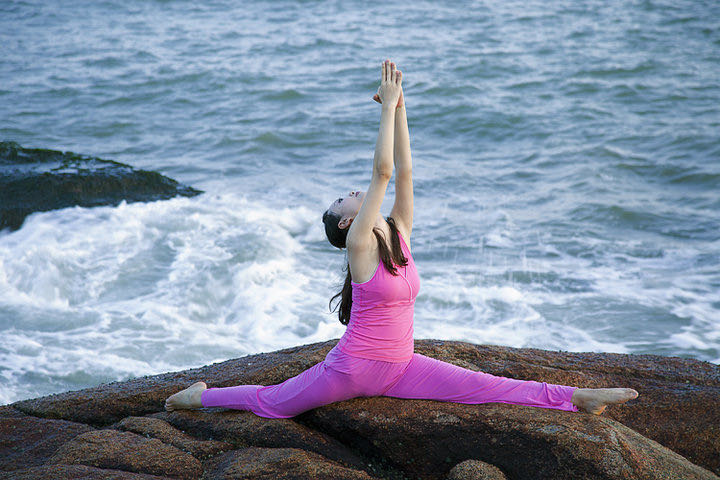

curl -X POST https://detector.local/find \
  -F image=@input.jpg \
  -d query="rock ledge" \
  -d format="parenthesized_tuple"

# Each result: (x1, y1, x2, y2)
(2, 339, 718, 480)
(0, 141, 202, 231)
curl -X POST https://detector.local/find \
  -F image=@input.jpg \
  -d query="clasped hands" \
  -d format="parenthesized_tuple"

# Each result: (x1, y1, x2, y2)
(372, 59, 404, 109)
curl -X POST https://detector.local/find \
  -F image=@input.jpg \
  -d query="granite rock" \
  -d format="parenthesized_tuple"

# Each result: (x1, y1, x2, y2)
(0, 415, 95, 471)
(47, 429, 203, 479)
(3, 339, 719, 480)
(0, 464, 173, 479)
(203, 447, 380, 479)
(111, 416, 232, 460)
(446, 459, 508, 480)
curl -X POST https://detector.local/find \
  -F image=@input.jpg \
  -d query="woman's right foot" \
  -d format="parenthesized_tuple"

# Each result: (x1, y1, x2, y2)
(165, 381, 207, 412)
(571, 388, 639, 415)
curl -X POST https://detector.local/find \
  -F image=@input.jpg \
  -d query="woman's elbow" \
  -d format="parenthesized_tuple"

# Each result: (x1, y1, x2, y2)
(374, 167, 393, 181)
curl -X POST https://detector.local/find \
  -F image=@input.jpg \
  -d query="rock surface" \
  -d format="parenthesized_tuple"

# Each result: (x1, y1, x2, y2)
(446, 460, 508, 480)
(0, 464, 174, 480)
(0, 415, 95, 471)
(203, 447, 378, 479)
(146, 409, 368, 470)
(298, 393, 715, 479)
(0, 140, 202, 231)
(47, 429, 203, 479)
(112, 416, 232, 460)
(2, 339, 719, 479)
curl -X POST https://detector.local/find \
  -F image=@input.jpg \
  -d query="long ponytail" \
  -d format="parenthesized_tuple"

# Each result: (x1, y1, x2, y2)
(329, 217, 407, 325)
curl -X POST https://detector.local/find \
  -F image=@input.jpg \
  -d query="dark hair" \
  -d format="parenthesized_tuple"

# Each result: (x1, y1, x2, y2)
(323, 214, 407, 325)
(322, 210, 347, 249)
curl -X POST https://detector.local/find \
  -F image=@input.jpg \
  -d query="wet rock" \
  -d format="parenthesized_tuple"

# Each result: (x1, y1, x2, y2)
(0, 416, 94, 471)
(112, 416, 232, 460)
(446, 459, 508, 480)
(0, 464, 173, 479)
(47, 429, 203, 479)
(0, 140, 202, 231)
(148, 408, 367, 470)
(203, 446, 379, 480)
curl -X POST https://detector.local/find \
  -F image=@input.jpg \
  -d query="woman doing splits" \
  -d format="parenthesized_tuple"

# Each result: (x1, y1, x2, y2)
(165, 60, 639, 417)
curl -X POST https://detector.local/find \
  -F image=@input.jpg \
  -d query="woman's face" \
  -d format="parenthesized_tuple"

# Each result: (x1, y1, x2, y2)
(328, 190, 365, 223)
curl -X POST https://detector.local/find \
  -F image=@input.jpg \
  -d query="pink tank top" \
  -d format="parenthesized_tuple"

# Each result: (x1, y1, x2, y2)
(335, 230, 420, 362)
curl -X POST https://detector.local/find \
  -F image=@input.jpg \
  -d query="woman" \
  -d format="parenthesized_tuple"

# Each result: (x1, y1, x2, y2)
(165, 60, 639, 417)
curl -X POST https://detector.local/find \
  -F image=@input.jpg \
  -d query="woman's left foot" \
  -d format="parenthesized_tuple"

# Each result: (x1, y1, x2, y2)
(165, 381, 207, 411)
(571, 387, 638, 415)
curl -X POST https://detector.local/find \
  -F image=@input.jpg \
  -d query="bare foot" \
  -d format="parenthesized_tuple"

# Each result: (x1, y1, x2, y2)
(165, 381, 207, 412)
(571, 387, 639, 415)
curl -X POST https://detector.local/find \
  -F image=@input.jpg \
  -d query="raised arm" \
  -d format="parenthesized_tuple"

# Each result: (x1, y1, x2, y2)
(389, 101, 413, 241)
(346, 60, 402, 250)
(373, 69, 413, 242)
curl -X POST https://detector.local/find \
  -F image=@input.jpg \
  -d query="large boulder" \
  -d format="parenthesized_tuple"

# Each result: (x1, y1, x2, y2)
(446, 460, 508, 480)
(203, 447, 379, 480)
(0, 140, 202, 231)
(47, 429, 203, 479)
(298, 394, 715, 479)
(146, 409, 368, 470)
(0, 464, 174, 480)
(112, 416, 232, 460)
(3, 339, 719, 479)
(0, 416, 94, 471)
(409, 340, 720, 475)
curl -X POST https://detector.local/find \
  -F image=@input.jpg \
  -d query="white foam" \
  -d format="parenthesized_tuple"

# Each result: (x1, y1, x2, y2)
(413, 269, 632, 355)
(0, 193, 345, 403)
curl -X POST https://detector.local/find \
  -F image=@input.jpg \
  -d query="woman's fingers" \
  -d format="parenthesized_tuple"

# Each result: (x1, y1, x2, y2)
(378, 59, 402, 103)
(381, 59, 402, 83)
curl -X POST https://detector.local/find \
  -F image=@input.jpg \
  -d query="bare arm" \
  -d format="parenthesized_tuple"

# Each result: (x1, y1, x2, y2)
(346, 106, 394, 249)
(347, 60, 402, 250)
(389, 102, 413, 241)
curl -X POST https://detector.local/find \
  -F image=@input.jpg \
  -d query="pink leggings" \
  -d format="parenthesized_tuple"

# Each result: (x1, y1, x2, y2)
(201, 346, 579, 418)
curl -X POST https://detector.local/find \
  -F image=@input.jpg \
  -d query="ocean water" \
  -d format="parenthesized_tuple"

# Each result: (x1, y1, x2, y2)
(1, 0, 718, 405)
